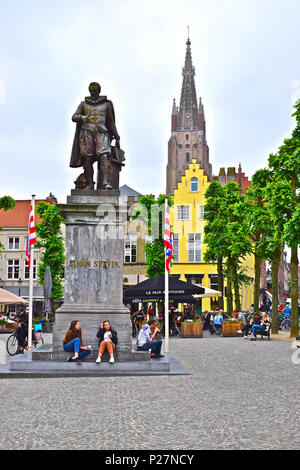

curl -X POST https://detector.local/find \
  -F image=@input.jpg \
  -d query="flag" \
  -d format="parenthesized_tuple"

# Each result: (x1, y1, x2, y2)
(163, 201, 173, 272)
(26, 203, 36, 269)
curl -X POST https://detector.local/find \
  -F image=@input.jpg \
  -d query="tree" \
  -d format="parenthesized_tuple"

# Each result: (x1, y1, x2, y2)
(131, 194, 173, 278)
(204, 181, 251, 314)
(35, 202, 65, 300)
(245, 169, 273, 312)
(204, 181, 227, 309)
(0, 196, 16, 253)
(268, 101, 300, 337)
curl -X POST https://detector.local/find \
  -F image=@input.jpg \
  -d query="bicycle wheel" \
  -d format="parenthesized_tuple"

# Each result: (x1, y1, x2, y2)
(6, 334, 19, 356)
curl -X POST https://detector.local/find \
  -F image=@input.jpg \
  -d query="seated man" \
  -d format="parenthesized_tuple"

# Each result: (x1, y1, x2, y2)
(137, 319, 164, 358)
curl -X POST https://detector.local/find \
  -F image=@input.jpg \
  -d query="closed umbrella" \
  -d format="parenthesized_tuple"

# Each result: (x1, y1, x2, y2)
(43, 266, 52, 320)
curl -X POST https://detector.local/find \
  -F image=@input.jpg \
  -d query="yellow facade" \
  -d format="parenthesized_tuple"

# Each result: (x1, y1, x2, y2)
(169, 159, 254, 312)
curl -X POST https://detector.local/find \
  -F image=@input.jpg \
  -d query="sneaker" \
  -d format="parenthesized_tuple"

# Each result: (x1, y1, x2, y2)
(250, 338, 257, 341)
(67, 356, 73, 362)
(237, 330, 243, 334)
(109, 356, 115, 363)
(96, 356, 101, 363)
(244, 336, 248, 339)
(87, 345, 92, 351)
(73, 357, 82, 363)
(152, 354, 165, 359)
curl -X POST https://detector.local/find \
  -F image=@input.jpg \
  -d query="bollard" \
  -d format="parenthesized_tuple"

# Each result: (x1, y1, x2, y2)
(0, 339, 6, 364)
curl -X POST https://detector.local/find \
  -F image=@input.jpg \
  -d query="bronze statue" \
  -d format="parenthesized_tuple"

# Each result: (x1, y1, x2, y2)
(70, 82, 122, 190)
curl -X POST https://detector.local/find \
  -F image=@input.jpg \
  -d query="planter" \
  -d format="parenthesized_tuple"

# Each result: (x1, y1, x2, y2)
(0, 324, 13, 333)
(181, 322, 203, 338)
(222, 321, 243, 337)
(42, 323, 54, 333)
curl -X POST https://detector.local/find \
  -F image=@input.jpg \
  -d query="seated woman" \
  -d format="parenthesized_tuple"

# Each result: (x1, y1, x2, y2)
(250, 313, 271, 341)
(96, 320, 118, 363)
(63, 320, 91, 362)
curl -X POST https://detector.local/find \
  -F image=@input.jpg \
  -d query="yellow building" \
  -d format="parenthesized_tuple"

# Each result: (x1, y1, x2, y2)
(169, 159, 255, 312)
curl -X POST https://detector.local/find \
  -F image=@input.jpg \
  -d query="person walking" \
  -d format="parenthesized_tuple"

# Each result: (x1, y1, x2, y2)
(14, 307, 29, 354)
(96, 320, 118, 363)
(63, 320, 91, 362)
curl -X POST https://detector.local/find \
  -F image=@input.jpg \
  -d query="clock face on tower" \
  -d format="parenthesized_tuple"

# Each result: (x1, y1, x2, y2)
(185, 113, 190, 118)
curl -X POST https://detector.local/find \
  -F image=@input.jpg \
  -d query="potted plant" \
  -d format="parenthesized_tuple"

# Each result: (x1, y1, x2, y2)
(222, 318, 243, 337)
(181, 318, 203, 338)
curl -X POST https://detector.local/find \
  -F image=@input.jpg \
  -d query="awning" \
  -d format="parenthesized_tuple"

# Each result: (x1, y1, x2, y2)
(193, 287, 222, 299)
(0, 288, 29, 306)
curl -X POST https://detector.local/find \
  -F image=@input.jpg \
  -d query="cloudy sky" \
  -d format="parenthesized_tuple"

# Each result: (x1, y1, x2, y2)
(1, 0, 300, 202)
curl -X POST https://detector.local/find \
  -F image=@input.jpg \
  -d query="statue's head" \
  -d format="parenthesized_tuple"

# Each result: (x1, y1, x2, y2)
(89, 82, 101, 98)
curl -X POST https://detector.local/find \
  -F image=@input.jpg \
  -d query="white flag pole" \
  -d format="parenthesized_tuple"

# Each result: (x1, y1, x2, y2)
(28, 195, 35, 350)
(164, 198, 169, 354)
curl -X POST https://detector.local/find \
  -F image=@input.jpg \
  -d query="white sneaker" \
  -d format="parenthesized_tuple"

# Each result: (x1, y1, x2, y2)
(109, 356, 115, 363)
(96, 356, 101, 363)
(244, 335, 248, 339)
(87, 345, 92, 351)
(237, 330, 243, 334)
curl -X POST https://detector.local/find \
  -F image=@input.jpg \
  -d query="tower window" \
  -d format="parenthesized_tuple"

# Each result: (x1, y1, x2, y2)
(186, 134, 189, 140)
(186, 152, 190, 163)
(191, 177, 198, 192)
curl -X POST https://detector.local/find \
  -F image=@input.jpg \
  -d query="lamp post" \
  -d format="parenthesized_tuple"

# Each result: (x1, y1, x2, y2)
(17, 278, 23, 297)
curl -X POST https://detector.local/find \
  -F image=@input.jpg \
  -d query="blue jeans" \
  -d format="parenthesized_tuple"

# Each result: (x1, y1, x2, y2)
(63, 338, 90, 359)
(251, 325, 265, 338)
(138, 339, 162, 355)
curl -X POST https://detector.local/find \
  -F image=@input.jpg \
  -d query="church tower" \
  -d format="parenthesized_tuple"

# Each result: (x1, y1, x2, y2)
(166, 35, 212, 195)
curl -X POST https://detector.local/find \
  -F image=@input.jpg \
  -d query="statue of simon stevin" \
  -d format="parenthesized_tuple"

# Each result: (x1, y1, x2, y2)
(70, 82, 121, 190)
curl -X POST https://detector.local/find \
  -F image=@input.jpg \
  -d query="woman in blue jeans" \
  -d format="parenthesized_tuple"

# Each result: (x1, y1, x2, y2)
(250, 313, 271, 341)
(63, 320, 91, 362)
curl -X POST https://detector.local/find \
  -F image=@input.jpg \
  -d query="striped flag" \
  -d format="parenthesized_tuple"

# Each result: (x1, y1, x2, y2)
(26, 204, 36, 269)
(163, 201, 173, 272)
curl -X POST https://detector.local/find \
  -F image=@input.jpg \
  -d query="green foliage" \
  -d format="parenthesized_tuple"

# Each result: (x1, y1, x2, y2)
(131, 194, 173, 278)
(35, 202, 65, 300)
(0, 196, 16, 253)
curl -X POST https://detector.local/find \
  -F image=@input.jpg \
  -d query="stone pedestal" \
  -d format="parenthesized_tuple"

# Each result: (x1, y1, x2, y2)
(52, 190, 149, 362)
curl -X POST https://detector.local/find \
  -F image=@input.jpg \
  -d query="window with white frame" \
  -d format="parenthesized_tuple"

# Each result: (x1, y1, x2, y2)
(24, 259, 37, 279)
(124, 235, 137, 263)
(188, 233, 201, 262)
(173, 234, 179, 262)
(177, 205, 190, 221)
(8, 237, 20, 250)
(7, 259, 20, 279)
(199, 205, 205, 220)
(190, 178, 198, 192)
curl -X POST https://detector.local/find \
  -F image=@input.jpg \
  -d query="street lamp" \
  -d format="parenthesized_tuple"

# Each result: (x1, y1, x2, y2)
(17, 278, 23, 297)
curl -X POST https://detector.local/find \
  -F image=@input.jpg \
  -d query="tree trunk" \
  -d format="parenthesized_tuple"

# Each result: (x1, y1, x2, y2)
(254, 251, 261, 312)
(290, 245, 299, 338)
(231, 258, 241, 312)
(227, 280, 233, 316)
(271, 246, 281, 334)
(217, 257, 224, 310)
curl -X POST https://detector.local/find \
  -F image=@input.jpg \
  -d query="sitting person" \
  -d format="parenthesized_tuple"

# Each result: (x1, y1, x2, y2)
(96, 320, 118, 363)
(250, 312, 271, 341)
(238, 312, 261, 338)
(63, 320, 91, 362)
(213, 310, 224, 334)
(137, 319, 164, 358)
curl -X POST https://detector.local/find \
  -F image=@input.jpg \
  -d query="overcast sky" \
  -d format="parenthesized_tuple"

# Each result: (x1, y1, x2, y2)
(1, 0, 300, 202)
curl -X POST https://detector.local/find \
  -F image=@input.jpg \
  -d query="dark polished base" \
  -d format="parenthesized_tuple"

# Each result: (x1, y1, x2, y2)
(70, 189, 120, 197)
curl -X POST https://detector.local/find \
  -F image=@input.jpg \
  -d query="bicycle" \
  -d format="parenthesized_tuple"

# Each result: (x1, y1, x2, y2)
(6, 326, 44, 356)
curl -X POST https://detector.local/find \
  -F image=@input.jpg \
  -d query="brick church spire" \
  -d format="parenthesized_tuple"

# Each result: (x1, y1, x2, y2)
(176, 35, 198, 130)
(166, 32, 212, 195)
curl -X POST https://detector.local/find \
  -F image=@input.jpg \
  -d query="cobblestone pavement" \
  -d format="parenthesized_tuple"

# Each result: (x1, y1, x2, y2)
(0, 332, 299, 450)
